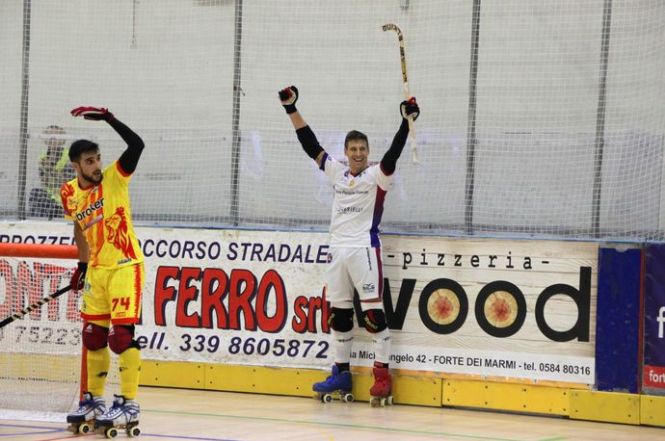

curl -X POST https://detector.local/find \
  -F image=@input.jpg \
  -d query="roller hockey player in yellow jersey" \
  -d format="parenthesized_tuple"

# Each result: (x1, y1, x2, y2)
(61, 106, 144, 437)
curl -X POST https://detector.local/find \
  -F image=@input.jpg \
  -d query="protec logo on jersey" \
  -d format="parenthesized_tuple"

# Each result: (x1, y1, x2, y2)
(75, 198, 104, 221)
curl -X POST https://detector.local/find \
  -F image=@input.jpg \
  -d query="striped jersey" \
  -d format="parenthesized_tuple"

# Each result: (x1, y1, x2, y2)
(320, 153, 393, 248)
(60, 160, 143, 268)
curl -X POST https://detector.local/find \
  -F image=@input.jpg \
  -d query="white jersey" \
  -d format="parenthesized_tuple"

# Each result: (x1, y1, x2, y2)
(320, 152, 393, 248)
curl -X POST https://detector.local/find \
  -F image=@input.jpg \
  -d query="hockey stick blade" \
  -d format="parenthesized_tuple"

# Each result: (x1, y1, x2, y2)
(0, 284, 72, 329)
(382, 23, 401, 34)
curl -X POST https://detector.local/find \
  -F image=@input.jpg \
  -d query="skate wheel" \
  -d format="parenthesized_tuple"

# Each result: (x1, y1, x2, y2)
(127, 425, 141, 437)
(369, 396, 387, 407)
(322, 393, 333, 403)
(342, 393, 354, 403)
(105, 427, 118, 438)
(386, 395, 394, 406)
(79, 422, 91, 434)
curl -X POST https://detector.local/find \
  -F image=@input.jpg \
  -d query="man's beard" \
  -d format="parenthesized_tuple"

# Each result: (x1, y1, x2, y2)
(83, 170, 103, 184)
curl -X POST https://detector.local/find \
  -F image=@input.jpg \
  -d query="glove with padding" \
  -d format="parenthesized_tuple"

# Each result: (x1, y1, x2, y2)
(278, 86, 299, 114)
(70, 261, 88, 292)
(70, 106, 114, 122)
(400, 97, 420, 121)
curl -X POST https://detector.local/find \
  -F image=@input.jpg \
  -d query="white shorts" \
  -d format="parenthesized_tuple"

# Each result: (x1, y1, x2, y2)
(325, 246, 383, 309)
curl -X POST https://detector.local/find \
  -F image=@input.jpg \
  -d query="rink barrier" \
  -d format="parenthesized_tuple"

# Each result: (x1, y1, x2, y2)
(139, 359, 665, 426)
(2, 223, 665, 427)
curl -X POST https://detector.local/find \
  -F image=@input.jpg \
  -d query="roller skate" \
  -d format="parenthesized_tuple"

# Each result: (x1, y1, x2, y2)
(94, 394, 141, 438)
(66, 392, 106, 434)
(313, 365, 354, 403)
(369, 366, 393, 407)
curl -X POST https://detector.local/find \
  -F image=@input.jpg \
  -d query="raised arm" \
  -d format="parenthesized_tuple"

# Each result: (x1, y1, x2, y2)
(70, 106, 145, 174)
(278, 86, 325, 167)
(380, 97, 420, 175)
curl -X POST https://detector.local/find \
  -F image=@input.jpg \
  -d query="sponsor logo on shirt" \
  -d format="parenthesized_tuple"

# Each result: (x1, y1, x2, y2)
(75, 198, 104, 221)
(334, 188, 369, 196)
(337, 206, 363, 215)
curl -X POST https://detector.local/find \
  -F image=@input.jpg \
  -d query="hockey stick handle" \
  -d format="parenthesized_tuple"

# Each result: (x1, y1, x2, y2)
(0, 284, 72, 329)
(402, 82, 419, 164)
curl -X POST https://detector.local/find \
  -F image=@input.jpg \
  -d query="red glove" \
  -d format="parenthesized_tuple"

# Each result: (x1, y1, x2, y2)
(70, 106, 114, 122)
(70, 262, 88, 292)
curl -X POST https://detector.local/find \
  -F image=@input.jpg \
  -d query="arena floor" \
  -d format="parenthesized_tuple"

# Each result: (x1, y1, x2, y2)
(1, 386, 664, 440)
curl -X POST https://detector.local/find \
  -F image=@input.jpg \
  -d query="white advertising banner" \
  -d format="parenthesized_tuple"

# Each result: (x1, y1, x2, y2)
(0, 222, 597, 384)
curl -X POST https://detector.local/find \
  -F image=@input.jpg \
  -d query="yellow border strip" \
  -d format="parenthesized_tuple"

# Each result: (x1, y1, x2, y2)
(141, 360, 441, 406)
(640, 394, 665, 428)
(569, 389, 640, 425)
(443, 378, 571, 416)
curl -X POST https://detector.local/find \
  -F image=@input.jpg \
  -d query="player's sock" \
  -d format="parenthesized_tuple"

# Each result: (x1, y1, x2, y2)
(118, 347, 141, 400)
(333, 329, 353, 364)
(87, 347, 110, 397)
(371, 327, 391, 365)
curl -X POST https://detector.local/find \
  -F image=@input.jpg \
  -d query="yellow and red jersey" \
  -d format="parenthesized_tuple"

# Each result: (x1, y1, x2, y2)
(60, 160, 143, 269)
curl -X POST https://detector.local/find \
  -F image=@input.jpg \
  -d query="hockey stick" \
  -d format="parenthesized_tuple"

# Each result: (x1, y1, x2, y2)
(0, 284, 72, 329)
(382, 22, 418, 164)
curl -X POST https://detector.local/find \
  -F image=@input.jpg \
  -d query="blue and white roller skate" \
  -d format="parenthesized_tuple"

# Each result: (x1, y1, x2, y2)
(66, 392, 106, 434)
(95, 394, 141, 438)
(313, 365, 354, 403)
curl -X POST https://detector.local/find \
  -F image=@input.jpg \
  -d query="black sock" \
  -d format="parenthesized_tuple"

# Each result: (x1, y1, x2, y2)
(336, 362, 350, 372)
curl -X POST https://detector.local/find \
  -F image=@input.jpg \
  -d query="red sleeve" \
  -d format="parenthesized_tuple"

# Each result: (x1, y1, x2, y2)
(60, 182, 75, 219)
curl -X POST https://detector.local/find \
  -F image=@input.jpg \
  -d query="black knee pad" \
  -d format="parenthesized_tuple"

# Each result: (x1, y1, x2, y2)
(329, 307, 354, 332)
(362, 309, 387, 334)
(108, 325, 138, 354)
(82, 323, 109, 351)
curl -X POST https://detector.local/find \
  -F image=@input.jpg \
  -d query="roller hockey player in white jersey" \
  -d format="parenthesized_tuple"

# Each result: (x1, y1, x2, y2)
(279, 86, 419, 406)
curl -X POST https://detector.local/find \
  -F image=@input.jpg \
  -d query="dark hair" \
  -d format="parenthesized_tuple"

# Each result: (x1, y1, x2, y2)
(68, 140, 99, 162)
(344, 130, 369, 149)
